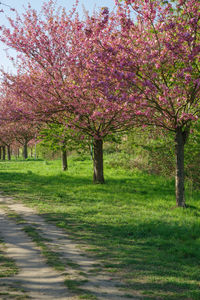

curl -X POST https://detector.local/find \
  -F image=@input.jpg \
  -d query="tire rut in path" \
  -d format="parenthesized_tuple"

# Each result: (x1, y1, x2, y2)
(0, 195, 139, 300)
(0, 206, 77, 300)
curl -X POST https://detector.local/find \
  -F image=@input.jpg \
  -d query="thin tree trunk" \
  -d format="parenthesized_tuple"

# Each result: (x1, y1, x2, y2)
(93, 138, 104, 184)
(61, 148, 68, 171)
(23, 140, 28, 159)
(2, 146, 6, 160)
(0, 147, 1, 160)
(90, 143, 93, 160)
(7, 145, 11, 161)
(34, 143, 37, 160)
(175, 127, 188, 207)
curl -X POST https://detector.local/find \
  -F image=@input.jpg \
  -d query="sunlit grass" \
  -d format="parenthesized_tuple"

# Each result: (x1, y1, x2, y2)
(0, 155, 199, 299)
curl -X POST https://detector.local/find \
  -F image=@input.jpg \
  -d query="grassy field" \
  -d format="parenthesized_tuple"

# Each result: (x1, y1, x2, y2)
(0, 155, 199, 299)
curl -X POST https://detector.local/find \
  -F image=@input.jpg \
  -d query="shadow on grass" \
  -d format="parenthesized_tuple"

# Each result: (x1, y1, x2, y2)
(0, 171, 91, 191)
(46, 213, 200, 299)
(0, 169, 199, 299)
(0, 169, 176, 200)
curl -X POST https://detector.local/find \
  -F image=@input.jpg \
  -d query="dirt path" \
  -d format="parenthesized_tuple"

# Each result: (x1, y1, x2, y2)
(0, 206, 77, 300)
(0, 195, 139, 300)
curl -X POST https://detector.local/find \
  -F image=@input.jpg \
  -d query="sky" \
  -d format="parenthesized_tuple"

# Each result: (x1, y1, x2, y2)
(0, 0, 116, 73)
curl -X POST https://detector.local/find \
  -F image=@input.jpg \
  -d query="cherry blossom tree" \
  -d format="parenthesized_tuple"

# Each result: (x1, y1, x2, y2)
(0, 2, 141, 183)
(0, 122, 16, 160)
(13, 122, 38, 159)
(111, 0, 200, 206)
(0, 118, 38, 159)
(2, 0, 198, 204)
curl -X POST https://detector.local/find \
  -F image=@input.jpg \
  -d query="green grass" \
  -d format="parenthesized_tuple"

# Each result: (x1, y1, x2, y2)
(64, 278, 97, 300)
(0, 155, 200, 299)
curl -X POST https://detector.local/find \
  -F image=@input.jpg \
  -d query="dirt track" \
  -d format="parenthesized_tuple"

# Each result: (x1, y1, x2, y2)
(0, 195, 138, 299)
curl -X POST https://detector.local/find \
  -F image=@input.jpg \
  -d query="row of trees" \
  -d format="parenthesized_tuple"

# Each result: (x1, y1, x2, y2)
(0, 120, 37, 159)
(0, 0, 199, 207)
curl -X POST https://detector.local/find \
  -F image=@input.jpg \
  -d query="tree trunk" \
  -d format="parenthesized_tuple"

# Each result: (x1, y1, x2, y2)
(2, 146, 6, 160)
(7, 145, 11, 161)
(61, 148, 68, 171)
(93, 139, 104, 184)
(90, 143, 93, 160)
(34, 143, 37, 160)
(0, 147, 1, 160)
(23, 140, 28, 159)
(175, 127, 188, 207)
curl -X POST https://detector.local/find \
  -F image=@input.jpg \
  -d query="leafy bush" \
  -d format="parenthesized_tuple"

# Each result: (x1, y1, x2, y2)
(107, 126, 200, 189)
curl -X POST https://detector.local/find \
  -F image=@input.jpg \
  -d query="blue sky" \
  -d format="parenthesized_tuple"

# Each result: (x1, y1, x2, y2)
(0, 0, 116, 72)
